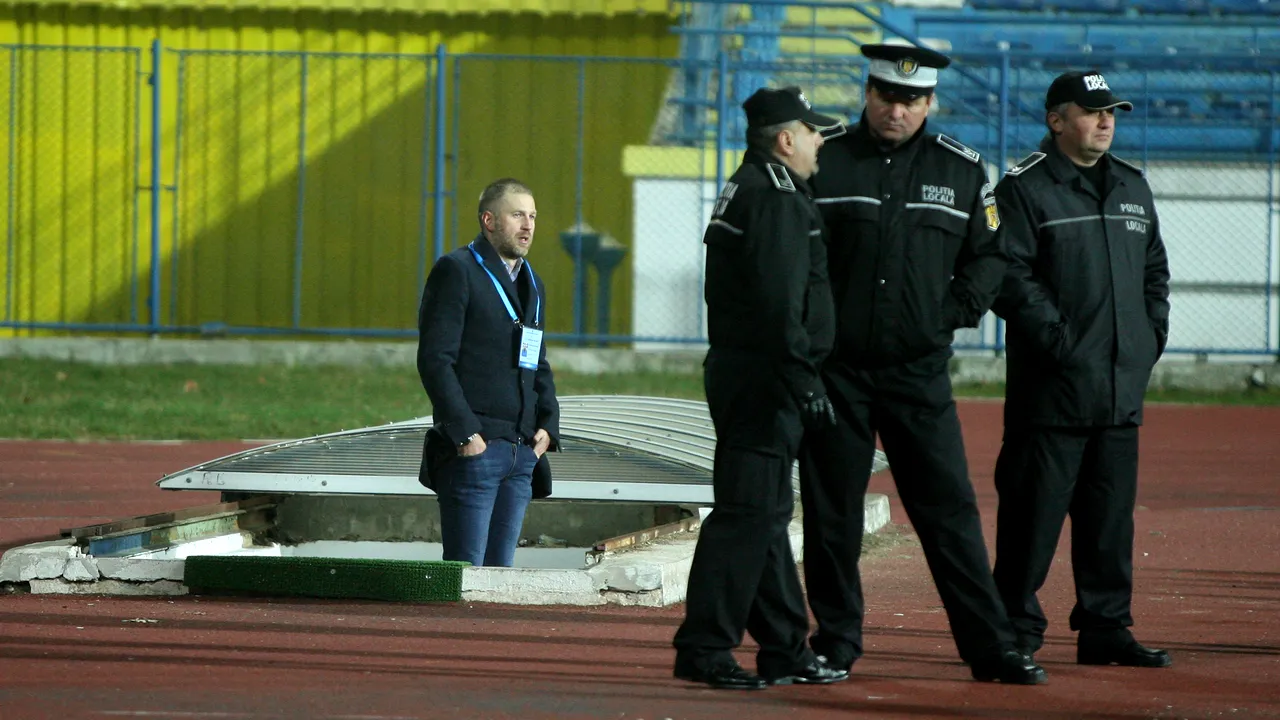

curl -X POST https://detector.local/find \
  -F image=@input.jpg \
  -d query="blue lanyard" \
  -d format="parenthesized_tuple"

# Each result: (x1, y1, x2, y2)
(468, 242, 540, 326)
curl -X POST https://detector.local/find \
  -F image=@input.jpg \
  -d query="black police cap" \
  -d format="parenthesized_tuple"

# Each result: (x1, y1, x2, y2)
(742, 86, 841, 129)
(1045, 70, 1133, 112)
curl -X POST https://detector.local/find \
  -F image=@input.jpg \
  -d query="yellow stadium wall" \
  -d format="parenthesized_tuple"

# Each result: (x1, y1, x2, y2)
(0, 4, 678, 338)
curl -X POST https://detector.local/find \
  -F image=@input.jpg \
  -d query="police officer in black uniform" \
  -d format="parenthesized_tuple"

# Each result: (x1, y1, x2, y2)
(802, 42, 1045, 684)
(672, 86, 848, 691)
(991, 71, 1172, 669)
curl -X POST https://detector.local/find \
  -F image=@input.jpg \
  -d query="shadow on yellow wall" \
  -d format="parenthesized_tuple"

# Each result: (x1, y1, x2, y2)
(0, 6, 679, 340)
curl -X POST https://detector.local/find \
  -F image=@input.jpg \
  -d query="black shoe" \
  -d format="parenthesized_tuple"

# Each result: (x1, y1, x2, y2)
(674, 658, 768, 690)
(815, 652, 855, 673)
(810, 637, 857, 673)
(762, 657, 851, 686)
(1015, 636, 1042, 662)
(1077, 636, 1172, 668)
(970, 649, 1048, 685)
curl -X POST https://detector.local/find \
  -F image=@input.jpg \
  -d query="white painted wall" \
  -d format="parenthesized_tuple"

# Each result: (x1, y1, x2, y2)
(631, 178, 715, 350)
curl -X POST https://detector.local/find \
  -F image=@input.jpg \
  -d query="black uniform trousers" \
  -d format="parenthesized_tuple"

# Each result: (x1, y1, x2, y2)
(992, 425, 1140, 650)
(673, 351, 812, 675)
(799, 349, 1015, 664)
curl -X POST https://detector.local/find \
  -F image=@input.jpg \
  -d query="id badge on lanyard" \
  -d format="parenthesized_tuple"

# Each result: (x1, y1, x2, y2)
(469, 243, 543, 371)
(517, 326, 543, 371)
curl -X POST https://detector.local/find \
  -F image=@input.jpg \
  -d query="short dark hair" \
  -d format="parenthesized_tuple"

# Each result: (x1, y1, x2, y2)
(477, 178, 533, 230)
(745, 120, 797, 156)
(1045, 101, 1071, 134)
(867, 77, 933, 103)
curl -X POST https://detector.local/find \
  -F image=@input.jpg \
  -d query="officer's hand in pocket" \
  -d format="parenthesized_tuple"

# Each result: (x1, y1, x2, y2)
(800, 392, 838, 430)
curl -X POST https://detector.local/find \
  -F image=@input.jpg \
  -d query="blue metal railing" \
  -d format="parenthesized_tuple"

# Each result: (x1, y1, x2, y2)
(0, 37, 1276, 357)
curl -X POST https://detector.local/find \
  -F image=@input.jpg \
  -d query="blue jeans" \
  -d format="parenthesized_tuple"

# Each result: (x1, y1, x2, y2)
(434, 438, 537, 567)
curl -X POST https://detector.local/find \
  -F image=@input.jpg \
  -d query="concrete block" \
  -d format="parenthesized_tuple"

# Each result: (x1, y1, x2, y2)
(28, 578, 188, 596)
(864, 493, 891, 535)
(461, 567, 605, 606)
(949, 356, 1006, 385)
(97, 558, 185, 582)
(62, 556, 100, 582)
(588, 556, 666, 593)
(0, 539, 78, 582)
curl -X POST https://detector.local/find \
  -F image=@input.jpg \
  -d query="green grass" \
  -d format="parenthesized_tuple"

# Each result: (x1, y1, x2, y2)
(0, 358, 1274, 441)
(949, 380, 1280, 406)
(0, 358, 704, 440)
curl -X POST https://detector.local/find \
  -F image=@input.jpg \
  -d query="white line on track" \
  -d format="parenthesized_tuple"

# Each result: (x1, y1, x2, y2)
(98, 713, 421, 719)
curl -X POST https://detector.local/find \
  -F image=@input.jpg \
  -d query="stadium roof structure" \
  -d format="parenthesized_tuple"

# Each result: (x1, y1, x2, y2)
(156, 395, 890, 505)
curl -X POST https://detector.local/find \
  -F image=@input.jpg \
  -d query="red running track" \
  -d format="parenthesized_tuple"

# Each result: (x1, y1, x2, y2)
(1, 401, 1278, 719)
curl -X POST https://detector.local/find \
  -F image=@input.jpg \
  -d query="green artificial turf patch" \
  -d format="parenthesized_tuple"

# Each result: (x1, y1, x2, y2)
(184, 555, 469, 602)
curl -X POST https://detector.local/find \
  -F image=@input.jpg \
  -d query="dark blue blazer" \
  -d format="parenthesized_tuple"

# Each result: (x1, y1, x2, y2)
(416, 234, 560, 494)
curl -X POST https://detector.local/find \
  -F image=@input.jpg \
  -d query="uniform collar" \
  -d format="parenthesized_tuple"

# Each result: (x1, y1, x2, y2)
(1038, 134, 1126, 197)
(743, 148, 814, 195)
(852, 113, 929, 157)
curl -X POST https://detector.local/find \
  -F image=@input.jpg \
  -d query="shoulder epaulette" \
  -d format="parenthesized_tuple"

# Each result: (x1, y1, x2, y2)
(820, 123, 848, 141)
(936, 134, 980, 164)
(1005, 152, 1046, 177)
(1109, 154, 1145, 176)
(765, 163, 796, 193)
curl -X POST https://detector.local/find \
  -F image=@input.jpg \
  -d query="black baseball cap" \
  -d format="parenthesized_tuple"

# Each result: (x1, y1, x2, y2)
(1045, 70, 1133, 112)
(742, 86, 841, 129)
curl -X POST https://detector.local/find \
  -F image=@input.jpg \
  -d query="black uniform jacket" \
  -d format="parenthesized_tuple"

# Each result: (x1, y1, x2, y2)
(703, 149, 836, 403)
(416, 233, 561, 493)
(811, 118, 1006, 368)
(993, 136, 1171, 428)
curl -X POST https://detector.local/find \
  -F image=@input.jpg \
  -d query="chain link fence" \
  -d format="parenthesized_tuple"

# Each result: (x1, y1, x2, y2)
(968, 64, 1280, 354)
(169, 50, 437, 335)
(0, 46, 144, 332)
(0, 42, 1276, 356)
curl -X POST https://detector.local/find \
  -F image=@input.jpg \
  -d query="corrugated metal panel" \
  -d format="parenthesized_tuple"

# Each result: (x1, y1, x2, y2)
(155, 395, 893, 501)
(0, 6, 678, 335)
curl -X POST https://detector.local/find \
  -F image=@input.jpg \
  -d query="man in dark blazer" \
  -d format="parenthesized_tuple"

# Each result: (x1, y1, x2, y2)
(416, 178, 560, 568)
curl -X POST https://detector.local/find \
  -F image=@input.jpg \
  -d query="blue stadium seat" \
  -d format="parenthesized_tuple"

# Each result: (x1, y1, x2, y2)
(968, 0, 1045, 10)
(1148, 97, 1191, 118)
(1049, 0, 1126, 12)
(1208, 0, 1280, 13)
(933, 119, 1271, 156)
(1209, 99, 1270, 120)
(970, 38, 1036, 52)
(1130, 0, 1210, 12)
